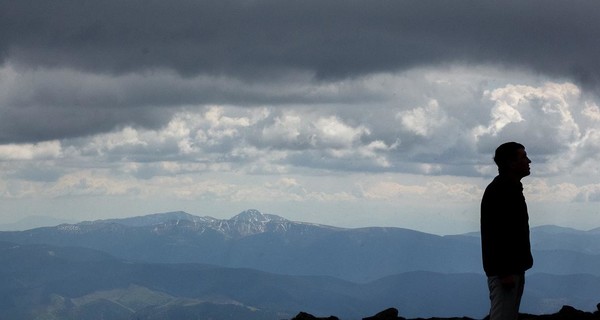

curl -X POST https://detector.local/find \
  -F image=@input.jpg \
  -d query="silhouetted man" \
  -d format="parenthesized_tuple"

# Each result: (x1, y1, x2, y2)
(481, 142, 533, 320)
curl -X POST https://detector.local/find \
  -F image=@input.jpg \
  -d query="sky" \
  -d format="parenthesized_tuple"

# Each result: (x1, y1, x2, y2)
(0, 0, 599, 235)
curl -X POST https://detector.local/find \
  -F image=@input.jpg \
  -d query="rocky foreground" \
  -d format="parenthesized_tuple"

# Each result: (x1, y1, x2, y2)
(292, 304, 600, 320)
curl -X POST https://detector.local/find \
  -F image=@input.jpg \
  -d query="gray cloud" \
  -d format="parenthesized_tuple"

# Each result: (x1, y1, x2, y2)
(0, 0, 599, 174)
(2, 0, 599, 83)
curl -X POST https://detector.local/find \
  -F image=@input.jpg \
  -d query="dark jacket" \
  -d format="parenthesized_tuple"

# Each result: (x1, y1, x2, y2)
(481, 175, 533, 277)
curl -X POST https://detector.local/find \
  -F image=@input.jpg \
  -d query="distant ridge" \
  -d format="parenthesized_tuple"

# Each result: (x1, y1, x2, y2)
(2, 240, 600, 319)
(2, 209, 600, 316)
(91, 211, 210, 227)
(76, 209, 337, 238)
(2, 209, 600, 282)
(531, 225, 588, 235)
(0, 216, 76, 231)
(0, 209, 482, 282)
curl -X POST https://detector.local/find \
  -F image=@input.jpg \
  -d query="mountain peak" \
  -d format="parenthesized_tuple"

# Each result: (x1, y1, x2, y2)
(230, 209, 270, 223)
(223, 209, 293, 237)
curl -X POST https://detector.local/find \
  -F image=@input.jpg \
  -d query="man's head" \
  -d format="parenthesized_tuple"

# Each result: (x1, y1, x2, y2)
(493, 142, 531, 178)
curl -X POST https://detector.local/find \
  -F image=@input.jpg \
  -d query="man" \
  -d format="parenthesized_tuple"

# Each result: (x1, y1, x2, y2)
(481, 142, 534, 320)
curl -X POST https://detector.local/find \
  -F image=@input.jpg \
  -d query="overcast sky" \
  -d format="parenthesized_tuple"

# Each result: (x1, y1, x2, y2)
(0, 0, 599, 234)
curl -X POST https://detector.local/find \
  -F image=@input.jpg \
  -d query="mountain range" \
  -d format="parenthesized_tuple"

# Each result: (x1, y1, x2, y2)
(1, 209, 600, 319)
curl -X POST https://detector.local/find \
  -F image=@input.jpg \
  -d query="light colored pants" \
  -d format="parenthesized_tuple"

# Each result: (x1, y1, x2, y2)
(487, 274, 525, 320)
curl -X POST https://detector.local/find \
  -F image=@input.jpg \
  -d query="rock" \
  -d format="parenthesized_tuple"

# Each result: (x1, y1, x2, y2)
(363, 307, 403, 320)
(554, 305, 592, 319)
(521, 305, 600, 320)
(291, 311, 340, 320)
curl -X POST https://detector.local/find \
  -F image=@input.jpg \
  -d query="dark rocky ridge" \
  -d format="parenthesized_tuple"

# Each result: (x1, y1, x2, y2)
(293, 304, 600, 320)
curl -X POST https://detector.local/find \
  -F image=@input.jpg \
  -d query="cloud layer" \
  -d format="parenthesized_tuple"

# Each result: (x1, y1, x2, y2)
(3, 1, 600, 80)
(0, 0, 599, 233)
(2, 0, 600, 142)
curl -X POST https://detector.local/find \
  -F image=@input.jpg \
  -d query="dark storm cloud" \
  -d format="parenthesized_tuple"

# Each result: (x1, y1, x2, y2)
(1, 0, 599, 83)
(1, 0, 600, 144)
(0, 103, 167, 143)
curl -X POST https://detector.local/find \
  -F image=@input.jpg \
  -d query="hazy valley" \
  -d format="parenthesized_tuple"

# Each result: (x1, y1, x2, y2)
(1, 209, 600, 319)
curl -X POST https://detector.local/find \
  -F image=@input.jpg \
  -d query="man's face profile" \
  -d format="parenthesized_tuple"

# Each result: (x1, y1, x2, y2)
(510, 148, 531, 178)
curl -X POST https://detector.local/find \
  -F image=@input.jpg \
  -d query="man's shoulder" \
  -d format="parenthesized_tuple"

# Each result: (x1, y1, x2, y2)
(482, 176, 508, 199)
(484, 176, 502, 190)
